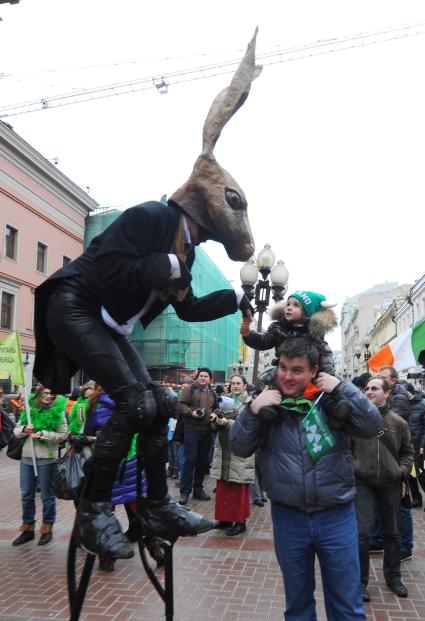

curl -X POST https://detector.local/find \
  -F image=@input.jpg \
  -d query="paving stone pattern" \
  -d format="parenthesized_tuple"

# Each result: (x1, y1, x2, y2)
(1, 452, 425, 620)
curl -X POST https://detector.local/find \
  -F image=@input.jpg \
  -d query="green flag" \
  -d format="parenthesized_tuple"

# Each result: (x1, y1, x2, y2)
(302, 402, 336, 461)
(0, 331, 25, 386)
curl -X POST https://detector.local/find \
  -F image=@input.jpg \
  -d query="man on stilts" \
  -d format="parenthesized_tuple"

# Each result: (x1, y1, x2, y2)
(33, 30, 262, 563)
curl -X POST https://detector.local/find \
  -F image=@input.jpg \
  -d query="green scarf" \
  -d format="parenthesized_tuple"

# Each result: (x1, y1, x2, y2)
(20, 394, 67, 433)
(280, 393, 336, 461)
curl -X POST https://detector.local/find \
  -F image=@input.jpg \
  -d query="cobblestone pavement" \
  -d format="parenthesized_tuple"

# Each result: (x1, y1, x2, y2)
(1, 452, 425, 621)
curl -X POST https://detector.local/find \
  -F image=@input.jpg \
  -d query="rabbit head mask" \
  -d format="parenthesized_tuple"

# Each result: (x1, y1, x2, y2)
(170, 29, 261, 261)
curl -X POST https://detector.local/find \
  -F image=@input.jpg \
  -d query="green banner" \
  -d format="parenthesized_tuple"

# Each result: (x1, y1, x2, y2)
(0, 331, 25, 386)
(302, 403, 336, 461)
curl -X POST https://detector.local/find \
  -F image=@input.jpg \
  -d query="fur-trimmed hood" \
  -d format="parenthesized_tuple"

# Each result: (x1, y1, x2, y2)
(270, 302, 338, 340)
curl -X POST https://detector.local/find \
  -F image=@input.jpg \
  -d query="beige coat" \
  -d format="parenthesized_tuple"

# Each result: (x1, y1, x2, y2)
(14, 416, 67, 460)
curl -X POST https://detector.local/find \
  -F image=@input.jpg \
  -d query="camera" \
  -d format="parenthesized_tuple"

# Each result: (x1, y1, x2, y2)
(195, 407, 208, 418)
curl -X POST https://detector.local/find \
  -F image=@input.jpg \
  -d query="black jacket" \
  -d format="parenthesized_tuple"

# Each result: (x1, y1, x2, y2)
(34, 202, 239, 391)
(243, 319, 335, 374)
(408, 393, 425, 451)
(352, 403, 414, 487)
(390, 383, 410, 421)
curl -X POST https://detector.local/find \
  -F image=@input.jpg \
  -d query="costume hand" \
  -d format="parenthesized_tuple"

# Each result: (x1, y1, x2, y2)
(240, 315, 252, 337)
(315, 372, 341, 394)
(250, 386, 282, 415)
(239, 295, 255, 318)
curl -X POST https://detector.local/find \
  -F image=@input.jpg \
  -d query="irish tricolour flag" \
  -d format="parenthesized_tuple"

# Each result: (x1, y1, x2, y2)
(368, 318, 425, 373)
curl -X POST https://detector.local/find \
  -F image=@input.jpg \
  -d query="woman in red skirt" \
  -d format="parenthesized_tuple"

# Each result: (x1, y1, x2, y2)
(210, 375, 255, 535)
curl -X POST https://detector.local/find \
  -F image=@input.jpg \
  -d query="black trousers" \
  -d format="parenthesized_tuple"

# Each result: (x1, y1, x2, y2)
(46, 278, 168, 502)
(355, 479, 401, 586)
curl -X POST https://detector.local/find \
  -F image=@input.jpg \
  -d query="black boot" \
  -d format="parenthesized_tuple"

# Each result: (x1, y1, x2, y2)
(130, 494, 217, 541)
(76, 499, 134, 559)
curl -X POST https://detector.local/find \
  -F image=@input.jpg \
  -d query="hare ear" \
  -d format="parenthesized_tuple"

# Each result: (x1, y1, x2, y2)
(202, 27, 262, 155)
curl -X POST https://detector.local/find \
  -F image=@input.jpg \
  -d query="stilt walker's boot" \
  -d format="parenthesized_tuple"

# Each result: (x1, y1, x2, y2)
(76, 499, 134, 559)
(132, 494, 218, 541)
(75, 383, 157, 559)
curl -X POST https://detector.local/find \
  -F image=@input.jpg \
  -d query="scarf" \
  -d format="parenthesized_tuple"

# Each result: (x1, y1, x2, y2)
(279, 385, 335, 461)
(280, 383, 321, 414)
(20, 394, 67, 433)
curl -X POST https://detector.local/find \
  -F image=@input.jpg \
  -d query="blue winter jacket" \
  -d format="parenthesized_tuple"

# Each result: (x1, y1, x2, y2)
(230, 381, 382, 513)
(84, 392, 145, 505)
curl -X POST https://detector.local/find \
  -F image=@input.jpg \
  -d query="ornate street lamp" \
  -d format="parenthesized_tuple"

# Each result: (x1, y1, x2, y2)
(240, 244, 289, 382)
(354, 336, 372, 371)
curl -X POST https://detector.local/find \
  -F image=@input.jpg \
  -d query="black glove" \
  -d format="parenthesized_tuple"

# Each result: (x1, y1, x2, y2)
(171, 258, 192, 289)
(239, 294, 255, 317)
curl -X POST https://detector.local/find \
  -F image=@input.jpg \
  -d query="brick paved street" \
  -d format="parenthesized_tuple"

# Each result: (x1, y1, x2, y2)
(1, 451, 425, 621)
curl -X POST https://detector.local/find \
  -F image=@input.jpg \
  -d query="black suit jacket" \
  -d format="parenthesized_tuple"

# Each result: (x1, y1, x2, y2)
(34, 201, 238, 391)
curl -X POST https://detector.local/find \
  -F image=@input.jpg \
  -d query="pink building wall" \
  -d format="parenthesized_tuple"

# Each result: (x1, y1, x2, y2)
(0, 120, 98, 388)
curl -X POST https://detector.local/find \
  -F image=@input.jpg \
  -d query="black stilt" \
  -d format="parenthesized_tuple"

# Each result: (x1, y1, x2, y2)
(67, 439, 175, 620)
(138, 539, 174, 620)
(67, 529, 175, 620)
(67, 530, 96, 621)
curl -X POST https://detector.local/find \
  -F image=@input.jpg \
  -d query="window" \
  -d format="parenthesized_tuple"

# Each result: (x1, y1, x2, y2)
(1, 291, 14, 330)
(36, 242, 48, 273)
(5, 225, 18, 260)
(63, 255, 72, 266)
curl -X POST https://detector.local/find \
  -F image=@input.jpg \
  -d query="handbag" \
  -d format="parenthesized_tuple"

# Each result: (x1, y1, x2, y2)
(0, 409, 15, 450)
(415, 455, 425, 492)
(6, 434, 24, 460)
(54, 448, 85, 500)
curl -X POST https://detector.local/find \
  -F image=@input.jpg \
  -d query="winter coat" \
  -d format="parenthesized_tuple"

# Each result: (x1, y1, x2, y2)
(83, 392, 145, 504)
(351, 402, 414, 487)
(243, 303, 337, 374)
(407, 393, 425, 451)
(390, 383, 410, 421)
(178, 382, 218, 433)
(230, 381, 382, 513)
(34, 202, 240, 394)
(210, 391, 255, 484)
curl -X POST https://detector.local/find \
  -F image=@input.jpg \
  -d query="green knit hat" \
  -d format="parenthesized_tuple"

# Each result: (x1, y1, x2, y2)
(288, 291, 326, 318)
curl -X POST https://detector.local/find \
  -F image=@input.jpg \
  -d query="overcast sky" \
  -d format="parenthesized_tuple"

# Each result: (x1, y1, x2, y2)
(1, 1, 425, 350)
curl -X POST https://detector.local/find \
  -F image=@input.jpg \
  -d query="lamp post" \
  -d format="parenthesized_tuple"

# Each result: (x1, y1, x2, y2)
(240, 244, 289, 383)
(354, 336, 372, 372)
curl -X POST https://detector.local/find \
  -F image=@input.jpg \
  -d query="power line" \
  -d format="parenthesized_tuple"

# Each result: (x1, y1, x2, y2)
(1, 21, 424, 118)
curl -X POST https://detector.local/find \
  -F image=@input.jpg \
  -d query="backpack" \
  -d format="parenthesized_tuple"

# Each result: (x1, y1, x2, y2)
(0, 408, 15, 450)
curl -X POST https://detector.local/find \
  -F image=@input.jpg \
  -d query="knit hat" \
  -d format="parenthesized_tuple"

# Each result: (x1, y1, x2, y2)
(287, 291, 326, 318)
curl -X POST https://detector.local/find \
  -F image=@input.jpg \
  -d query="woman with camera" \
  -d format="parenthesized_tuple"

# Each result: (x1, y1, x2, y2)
(210, 374, 255, 535)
